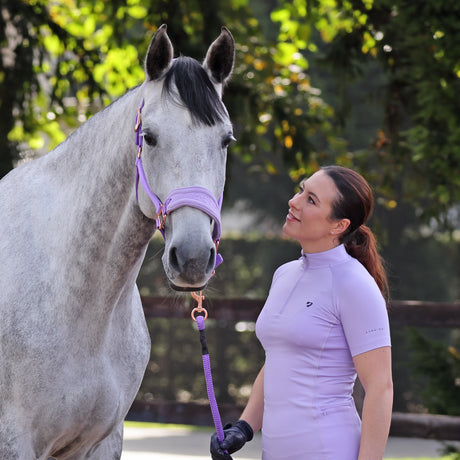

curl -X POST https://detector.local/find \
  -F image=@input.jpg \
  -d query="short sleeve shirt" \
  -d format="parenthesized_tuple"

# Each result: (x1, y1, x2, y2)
(255, 244, 391, 459)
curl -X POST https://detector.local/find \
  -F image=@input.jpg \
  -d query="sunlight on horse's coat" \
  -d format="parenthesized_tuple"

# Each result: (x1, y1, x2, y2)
(0, 24, 234, 459)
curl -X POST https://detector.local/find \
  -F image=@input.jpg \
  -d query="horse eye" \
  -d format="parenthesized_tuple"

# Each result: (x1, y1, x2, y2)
(222, 135, 236, 149)
(143, 133, 157, 147)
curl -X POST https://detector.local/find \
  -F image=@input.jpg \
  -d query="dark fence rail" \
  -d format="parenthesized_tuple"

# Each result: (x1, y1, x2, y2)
(142, 296, 460, 327)
(131, 297, 460, 441)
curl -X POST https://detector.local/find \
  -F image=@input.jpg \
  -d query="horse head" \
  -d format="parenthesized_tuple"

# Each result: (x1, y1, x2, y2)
(136, 25, 235, 291)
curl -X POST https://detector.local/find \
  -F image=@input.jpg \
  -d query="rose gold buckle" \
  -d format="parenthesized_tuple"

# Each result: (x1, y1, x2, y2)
(134, 108, 142, 132)
(156, 205, 167, 230)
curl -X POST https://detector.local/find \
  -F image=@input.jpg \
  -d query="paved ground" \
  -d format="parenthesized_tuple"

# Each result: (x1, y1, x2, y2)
(121, 425, 457, 459)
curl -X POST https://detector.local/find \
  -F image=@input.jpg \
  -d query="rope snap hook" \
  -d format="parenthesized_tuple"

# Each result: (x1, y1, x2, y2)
(191, 291, 208, 321)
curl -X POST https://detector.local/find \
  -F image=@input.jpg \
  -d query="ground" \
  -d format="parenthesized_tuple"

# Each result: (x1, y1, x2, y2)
(121, 422, 458, 459)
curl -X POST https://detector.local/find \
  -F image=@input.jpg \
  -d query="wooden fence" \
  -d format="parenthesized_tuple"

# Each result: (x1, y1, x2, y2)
(128, 297, 460, 441)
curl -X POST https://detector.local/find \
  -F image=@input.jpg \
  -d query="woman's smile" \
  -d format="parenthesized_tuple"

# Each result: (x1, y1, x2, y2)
(286, 210, 300, 222)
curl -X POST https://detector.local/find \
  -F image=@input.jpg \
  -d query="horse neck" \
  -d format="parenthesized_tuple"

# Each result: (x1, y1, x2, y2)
(52, 86, 155, 318)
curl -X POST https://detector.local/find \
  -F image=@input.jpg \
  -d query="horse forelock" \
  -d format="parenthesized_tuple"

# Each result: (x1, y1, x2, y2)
(162, 56, 227, 126)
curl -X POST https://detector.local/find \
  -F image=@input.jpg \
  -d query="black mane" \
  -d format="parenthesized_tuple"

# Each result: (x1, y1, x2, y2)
(162, 57, 227, 126)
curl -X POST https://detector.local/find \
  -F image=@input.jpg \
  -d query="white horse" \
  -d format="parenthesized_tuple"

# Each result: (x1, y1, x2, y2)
(0, 25, 234, 459)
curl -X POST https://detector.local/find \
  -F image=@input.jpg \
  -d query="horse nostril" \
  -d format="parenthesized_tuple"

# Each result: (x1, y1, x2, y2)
(207, 246, 216, 273)
(169, 247, 179, 272)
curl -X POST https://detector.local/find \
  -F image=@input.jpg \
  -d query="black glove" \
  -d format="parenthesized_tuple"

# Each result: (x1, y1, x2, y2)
(210, 420, 254, 460)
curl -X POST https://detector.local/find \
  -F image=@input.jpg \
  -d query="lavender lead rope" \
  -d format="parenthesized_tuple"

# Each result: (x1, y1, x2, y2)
(136, 96, 226, 449)
(196, 315, 226, 444)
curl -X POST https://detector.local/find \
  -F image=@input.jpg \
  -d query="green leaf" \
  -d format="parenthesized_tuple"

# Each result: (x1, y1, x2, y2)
(271, 8, 290, 23)
(274, 42, 299, 66)
(43, 34, 62, 55)
(28, 134, 45, 150)
(127, 6, 147, 19)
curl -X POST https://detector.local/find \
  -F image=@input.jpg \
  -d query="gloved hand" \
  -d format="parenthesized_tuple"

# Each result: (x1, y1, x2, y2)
(210, 420, 254, 460)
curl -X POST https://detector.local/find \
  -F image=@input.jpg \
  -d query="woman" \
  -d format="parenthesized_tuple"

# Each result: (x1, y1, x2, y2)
(210, 166, 393, 460)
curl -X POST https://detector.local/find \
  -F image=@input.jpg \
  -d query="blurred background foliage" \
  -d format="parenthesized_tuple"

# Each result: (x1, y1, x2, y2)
(2, 0, 460, 225)
(1, 0, 459, 419)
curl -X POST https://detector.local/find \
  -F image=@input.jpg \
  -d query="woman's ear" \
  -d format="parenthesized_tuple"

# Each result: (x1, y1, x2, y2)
(332, 218, 351, 236)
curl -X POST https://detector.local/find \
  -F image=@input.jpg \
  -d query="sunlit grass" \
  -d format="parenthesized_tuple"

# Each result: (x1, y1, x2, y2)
(124, 421, 212, 432)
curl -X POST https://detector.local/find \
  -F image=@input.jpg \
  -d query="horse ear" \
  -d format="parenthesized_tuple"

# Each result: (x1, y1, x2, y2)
(145, 24, 174, 81)
(203, 27, 235, 86)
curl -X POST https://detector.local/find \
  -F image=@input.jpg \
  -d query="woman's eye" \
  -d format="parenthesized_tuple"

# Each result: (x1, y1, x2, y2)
(308, 196, 316, 205)
(143, 133, 157, 147)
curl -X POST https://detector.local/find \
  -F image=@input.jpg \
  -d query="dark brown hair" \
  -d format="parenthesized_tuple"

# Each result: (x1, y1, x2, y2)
(321, 165, 389, 301)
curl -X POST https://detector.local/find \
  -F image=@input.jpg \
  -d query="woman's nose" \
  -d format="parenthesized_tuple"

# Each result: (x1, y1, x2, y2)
(289, 194, 299, 209)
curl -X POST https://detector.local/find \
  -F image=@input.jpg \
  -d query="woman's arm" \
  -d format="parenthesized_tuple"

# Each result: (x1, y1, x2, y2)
(353, 346, 393, 460)
(240, 364, 265, 433)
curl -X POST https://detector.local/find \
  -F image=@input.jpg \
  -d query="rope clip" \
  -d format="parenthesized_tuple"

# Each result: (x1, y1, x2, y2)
(191, 291, 208, 321)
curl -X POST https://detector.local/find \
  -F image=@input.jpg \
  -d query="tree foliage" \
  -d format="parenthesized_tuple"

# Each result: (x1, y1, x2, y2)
(1, 0, 335, 173)
(272, 0, 460, 223)
(408, 328, 460, 416)
(1, 0, 459, 224)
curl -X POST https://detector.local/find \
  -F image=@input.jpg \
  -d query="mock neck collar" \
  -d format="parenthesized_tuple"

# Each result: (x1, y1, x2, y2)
(300, 244, 349, 268)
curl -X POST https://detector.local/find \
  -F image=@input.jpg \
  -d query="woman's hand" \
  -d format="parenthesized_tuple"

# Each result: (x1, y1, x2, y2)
(210, 420, 253, 460)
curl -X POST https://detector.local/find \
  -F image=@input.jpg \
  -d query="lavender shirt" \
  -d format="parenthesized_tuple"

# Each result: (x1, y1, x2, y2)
(256, 244, 391, 460)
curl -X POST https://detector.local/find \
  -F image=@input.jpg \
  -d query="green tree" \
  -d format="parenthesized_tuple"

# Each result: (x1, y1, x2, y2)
(1, 0, 335, 185)
(271, 0, 460, 224)
(2, 0, 459, 225)
(408, 328, 460, 416)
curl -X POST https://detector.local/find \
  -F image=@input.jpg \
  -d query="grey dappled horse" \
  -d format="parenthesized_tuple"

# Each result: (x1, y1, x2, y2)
(0, 25, 234, 459)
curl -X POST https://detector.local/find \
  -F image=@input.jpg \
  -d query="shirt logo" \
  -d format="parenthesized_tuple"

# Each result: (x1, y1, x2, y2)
(365, 327, 384, 334)
(306, 301, 313, 308)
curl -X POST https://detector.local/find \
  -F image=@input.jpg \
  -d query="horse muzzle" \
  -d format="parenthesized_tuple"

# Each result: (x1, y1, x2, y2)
(162, 211, 218, 291)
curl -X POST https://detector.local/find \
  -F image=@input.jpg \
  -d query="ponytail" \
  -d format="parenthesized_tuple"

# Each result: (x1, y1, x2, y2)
(342, 225, 389, 302)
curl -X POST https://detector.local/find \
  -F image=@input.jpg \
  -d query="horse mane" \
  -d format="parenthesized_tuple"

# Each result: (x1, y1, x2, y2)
(162, 56, 227, 126)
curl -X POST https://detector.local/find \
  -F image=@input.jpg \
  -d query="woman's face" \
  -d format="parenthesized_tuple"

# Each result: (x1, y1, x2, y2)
(283, 170, 349, 253)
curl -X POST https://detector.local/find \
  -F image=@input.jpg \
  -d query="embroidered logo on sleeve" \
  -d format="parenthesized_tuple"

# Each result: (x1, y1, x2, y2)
(365, 327, 384, 334)
(306, 301, 313, 308)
